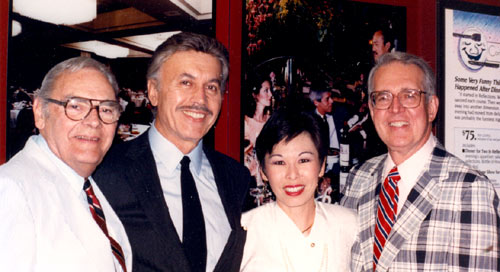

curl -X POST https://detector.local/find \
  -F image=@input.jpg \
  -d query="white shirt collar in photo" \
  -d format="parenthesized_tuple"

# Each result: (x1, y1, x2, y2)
(148, 122, 203, 175)
(34, 134, 87, 194)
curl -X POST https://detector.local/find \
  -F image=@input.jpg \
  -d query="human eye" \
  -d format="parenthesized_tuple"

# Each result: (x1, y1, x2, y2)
(206, 84, 220, 93)
(100, 104, 117, 114)
(375, 92, 391, 103)
(299, 158, 311, 163)
(180, 80, 192, 87)
(67, 99, 87, 112)
(402, 90, 418, 100)
(271, 159, 285, 166)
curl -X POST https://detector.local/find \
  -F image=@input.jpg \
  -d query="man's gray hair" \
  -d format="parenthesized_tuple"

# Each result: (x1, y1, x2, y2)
(36, 57, 119, 109)
(367, 52, 436, 101)
(146, 32, 229, 92)
(309, 88, 330, 104)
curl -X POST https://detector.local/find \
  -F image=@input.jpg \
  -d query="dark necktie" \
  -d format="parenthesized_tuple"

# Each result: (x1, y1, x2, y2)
(180, 156, 207, 272)
(83, 178, 127, 272)
(373, 167, 400, 270)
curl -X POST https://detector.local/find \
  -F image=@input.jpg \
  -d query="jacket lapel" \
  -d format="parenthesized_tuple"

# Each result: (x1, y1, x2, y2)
(375, 145, 449, 271)
(356, 158, 386, 272)
(123, 133, 190, 270)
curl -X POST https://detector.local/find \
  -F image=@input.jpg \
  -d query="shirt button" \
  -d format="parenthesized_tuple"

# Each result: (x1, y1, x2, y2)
(311, 243, 315, 248)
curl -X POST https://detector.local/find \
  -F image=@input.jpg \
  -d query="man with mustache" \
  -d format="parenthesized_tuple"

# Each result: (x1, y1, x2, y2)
(94, 32, 251, 272)
(341, 52, 499, 271)
(371, 27, 394, 63)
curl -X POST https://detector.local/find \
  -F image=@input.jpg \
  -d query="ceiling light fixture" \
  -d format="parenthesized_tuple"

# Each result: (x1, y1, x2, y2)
(12, 20, 22, 36)
(13, 0, 96, 25)
(63, 41, 130, 59)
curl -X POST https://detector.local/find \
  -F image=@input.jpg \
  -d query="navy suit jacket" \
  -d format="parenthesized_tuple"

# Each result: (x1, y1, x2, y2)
(94, 132, 251, 272)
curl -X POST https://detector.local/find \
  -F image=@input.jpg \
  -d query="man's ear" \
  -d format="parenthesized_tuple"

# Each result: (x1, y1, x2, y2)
(147, 79, 159, 107)
(427, 95, 439, 123)
(33, 98, 46, 130)
(384, 41, 392, 52)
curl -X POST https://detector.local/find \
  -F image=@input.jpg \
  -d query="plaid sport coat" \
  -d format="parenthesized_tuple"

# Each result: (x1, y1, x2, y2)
(340, 143, 500, 271)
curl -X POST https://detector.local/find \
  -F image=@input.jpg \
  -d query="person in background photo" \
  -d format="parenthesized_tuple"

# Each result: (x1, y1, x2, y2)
(0, 57, 132, 271)
(371, 27, 395, 63)
(244, 76, 274, 207)
(241, 109, 358, 272)
(94, 32, 251, 272)
(309, 87, 349, 202)
(341, 52, 500, 271)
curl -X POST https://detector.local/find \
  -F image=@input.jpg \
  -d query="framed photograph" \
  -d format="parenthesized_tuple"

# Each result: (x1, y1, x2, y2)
(438, 0, 500, 185)
(241, 0, 406, 207)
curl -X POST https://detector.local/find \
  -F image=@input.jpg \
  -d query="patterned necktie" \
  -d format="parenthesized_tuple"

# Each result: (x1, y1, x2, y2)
(373, 166, 400, 271)
(84, 178, 127, 272)
(180, 156, 207, 272)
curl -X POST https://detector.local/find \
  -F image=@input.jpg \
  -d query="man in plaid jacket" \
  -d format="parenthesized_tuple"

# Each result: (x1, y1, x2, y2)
(340, 52, 499, 271)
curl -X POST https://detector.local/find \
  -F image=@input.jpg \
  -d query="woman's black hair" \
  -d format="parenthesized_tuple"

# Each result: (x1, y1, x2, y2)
(255, 108, 327, 172)
(244, 76, 271, 117)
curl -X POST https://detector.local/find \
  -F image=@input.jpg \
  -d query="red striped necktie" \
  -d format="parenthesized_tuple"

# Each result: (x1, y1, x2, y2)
(84, 178, 127, 272)
(373, 166, 400, 271)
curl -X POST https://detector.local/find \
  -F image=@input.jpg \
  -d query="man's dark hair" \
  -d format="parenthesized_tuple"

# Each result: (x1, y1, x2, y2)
(376, 27, 395, 51)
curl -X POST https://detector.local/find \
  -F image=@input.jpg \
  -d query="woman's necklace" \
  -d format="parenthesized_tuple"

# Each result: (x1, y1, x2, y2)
(301, 224, 313, 234)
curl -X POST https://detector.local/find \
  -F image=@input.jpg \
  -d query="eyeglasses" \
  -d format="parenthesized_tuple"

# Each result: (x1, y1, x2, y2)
(369, 89, 426, 110)
(45, 96, 121, 124)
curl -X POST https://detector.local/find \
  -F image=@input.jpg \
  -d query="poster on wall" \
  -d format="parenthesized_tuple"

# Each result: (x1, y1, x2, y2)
(241, 0, 406, 209)
(443, 3, 500, 185)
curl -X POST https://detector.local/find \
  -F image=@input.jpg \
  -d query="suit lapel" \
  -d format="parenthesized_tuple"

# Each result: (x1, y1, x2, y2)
(376, 145, 448, 270)
(357, 158, 386, 272)
(123, 134, 188, 264)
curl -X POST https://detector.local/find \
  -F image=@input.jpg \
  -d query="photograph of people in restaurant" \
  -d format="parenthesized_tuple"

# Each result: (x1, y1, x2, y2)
(242, 1, 405, 208)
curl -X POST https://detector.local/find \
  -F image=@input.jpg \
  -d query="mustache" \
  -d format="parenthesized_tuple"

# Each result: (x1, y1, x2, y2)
(177, 104, 213, 116)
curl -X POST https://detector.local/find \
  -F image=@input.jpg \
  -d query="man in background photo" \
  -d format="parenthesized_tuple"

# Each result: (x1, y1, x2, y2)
(372, 27, 395, 63)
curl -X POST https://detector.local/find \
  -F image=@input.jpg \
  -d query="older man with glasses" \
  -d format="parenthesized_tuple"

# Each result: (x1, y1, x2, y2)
(0, 57, 132, 272)
(341, 52, 500, 271)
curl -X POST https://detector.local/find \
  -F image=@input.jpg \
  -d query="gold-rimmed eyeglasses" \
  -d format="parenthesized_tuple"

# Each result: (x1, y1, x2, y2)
(369, 89, 426, 110)
(45, 96, 121, 124)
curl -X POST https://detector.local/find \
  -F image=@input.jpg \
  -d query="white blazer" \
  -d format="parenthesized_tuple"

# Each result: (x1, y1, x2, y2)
(0, 136, 132, 272)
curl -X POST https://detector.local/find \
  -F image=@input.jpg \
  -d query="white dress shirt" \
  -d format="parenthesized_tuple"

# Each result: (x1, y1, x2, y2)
(383, 135, 437, 214)
(149, 124, 231, 272)
(241, 201, 358, 272)
(0, 135, 132, 272)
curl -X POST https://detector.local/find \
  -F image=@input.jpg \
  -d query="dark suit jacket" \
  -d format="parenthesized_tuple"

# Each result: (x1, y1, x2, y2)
(94, 132, 251, 272)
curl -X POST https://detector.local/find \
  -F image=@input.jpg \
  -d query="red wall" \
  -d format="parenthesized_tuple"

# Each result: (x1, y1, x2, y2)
(1, 0, 500, 163)
(0, 0, 8, 163)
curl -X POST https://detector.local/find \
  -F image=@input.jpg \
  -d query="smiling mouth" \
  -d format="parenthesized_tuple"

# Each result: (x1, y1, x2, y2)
(284, 185, 305, 196)
(183, 110, 206, 119)
(76, 135, 99, 141)
(389, 121, 409, 127)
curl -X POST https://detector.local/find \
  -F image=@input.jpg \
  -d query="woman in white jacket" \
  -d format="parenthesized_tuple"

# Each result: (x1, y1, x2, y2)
(241, 109, 358, 272)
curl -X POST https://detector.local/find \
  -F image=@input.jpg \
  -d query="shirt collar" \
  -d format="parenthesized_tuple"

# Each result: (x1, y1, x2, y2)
(148, 121, 204, 175)
(33, 134, 86, 195)
(384, 134, 437, 177)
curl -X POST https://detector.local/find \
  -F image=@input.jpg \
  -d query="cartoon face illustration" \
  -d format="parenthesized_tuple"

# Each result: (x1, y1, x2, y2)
(458, 28, 487, 70)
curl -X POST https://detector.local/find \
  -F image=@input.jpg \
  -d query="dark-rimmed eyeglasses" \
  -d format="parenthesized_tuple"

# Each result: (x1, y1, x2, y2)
(369, 89, 426, 110)
(45, 96, 121, 124)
